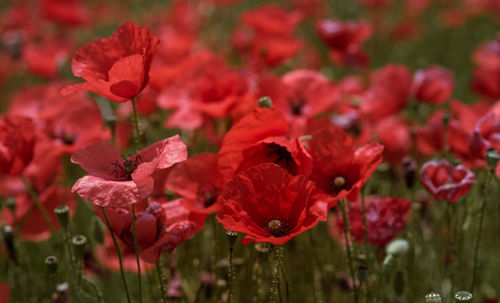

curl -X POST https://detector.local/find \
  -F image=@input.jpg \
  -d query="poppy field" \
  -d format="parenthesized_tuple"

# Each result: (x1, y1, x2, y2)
(2, 0, 500, 302)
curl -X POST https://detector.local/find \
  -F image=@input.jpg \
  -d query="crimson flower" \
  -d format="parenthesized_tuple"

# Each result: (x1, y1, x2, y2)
(166, 153, 223, 214)
(361, 65, 411, 121)
(420, 160, 475, 202)
(71, 135, 187, 207)
(61, 22, 159, 102)
(309, 126, 383, 207)
(412, 66, 454, 104)
(217, 107, 313, 183)
(216, 163, 327, 245)
(470, 34, 500, 100)
(0, 115, 36, 176)
(330, 196, 411, 247)
(96, 199, 205, 263)
(374, 116, 411, 164)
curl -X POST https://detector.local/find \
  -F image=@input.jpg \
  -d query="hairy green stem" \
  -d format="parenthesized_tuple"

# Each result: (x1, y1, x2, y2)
(471, 170, 492, 292)
(131, 97, 142, 149)
(156, 259, 168, 303)
(101, 207, 131, 303)
(338, 200, 359, 303)
(20, 176, 55, 232)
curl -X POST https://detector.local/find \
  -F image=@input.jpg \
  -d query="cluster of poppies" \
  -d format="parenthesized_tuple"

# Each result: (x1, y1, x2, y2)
(1, 0, 500, 302)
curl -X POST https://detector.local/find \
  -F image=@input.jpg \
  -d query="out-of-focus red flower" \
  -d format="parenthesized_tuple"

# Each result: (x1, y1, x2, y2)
(38, 0, 91, 26)
(330, 196, 411, 247)
(61, 22, 159, 102)
(470, 113, 500, 173)
(361, 65, 411, 121)
(7, 83, 110, 154)
(0, 115, 36, 176)
(0, 283, 9, 303)
(71, 136, 187, 207)
(22, 38, 72, 78)
(420, 160, 475, 202)
(374, 116, 411, 164)
(157, 51, 249, 130)
(329, 196, 411, 246)
(309, 126, 383, 207)
(217, 107, 313, 183)
(316, 19, 372, 68)
(231, 4, 303, 68)
(1, 185, 76, 241)
(412, 66, 454, 104)
(96, 200, 204, 263)
(217, 163, 327, 245)
(97, 234, 153, 273)
(166, 153, 223, 214)
(258, 70, 337, 137)
(471, 35, 500, 100)
(415, 110, 445, 156)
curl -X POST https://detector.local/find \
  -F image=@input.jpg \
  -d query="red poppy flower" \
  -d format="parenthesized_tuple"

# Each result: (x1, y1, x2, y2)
(166, 153, 223, 214)
(315, 19, 372, 68)
(470, 35, 500, 100)
(309, 126, 384, 207)
(96, 199, 205, 263)
(22, 38, 72, 79)
(415, 110, 445, 156)
(71, 135, 187, 207)
(96, 234, 153, 273)
(420, 160, 475, 202)
(1, 185, 76, 241)
(412, 66, 454, 104)
(216, 163, 327, 245)
(257, 70, 338, 137)
(38, 0, 91, 26)
(217, 107, 313, 183)
(61, 22, 159, 102)
(374, 116, 411, 164)
(330, 196, 411, 247)
(471, 113, 500, 160)
(0, 115, 36, 176)
(361, 65, 411, 121)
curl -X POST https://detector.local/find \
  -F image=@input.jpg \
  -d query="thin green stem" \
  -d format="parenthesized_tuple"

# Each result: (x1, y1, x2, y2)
(270, 246, 281, 303)
(101, 207, 131, 303)
(156, 260, 168, 303)
(228, 246, 235, 303)
(131, 204, 143, 303)
(20, 176, 55, 232)
(338, 200, 359, 303)
(131, 97, 142, 149)
(471, 170, 492, 292)
(276, 246, 289, 303)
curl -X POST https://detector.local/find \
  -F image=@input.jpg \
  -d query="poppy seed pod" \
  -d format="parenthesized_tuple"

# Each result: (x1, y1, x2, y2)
(455, 291, 472, 302)
(258, 96, 273, 108)
(425, 292, 442, 303)
(45, 256, 58, 275)
(54, 205, 70, 228)
(486, 148, 499, 171)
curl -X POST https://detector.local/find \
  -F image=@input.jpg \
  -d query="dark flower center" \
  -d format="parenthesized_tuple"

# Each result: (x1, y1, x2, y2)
(266, 144, 295, 172)
(196, 187, 218, 208)
(265, 218, 288, 237)
(289, 97, 305, 116)
(329, 176, 349, 195)
(110, 155, 143, 181)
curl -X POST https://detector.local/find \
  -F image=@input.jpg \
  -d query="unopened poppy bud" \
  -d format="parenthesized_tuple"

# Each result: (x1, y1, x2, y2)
(386, 239, 409, 257)
(486, 148, 499, 171)
(454, 291, 472, 302)
(258, 96, 273, 109)
(393, 270, 405, 296)
(72, 235, 87, 257)
(402, 157, 417, 188)
(5, 198, 16, 213)
(425, 292, 442, 303)
(2, 225, 17, 264)
(54, 205, 70, 228)
(225, 230, 238, 249)
(442, 113, 450, 128)
(45, 256, 58, 275)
